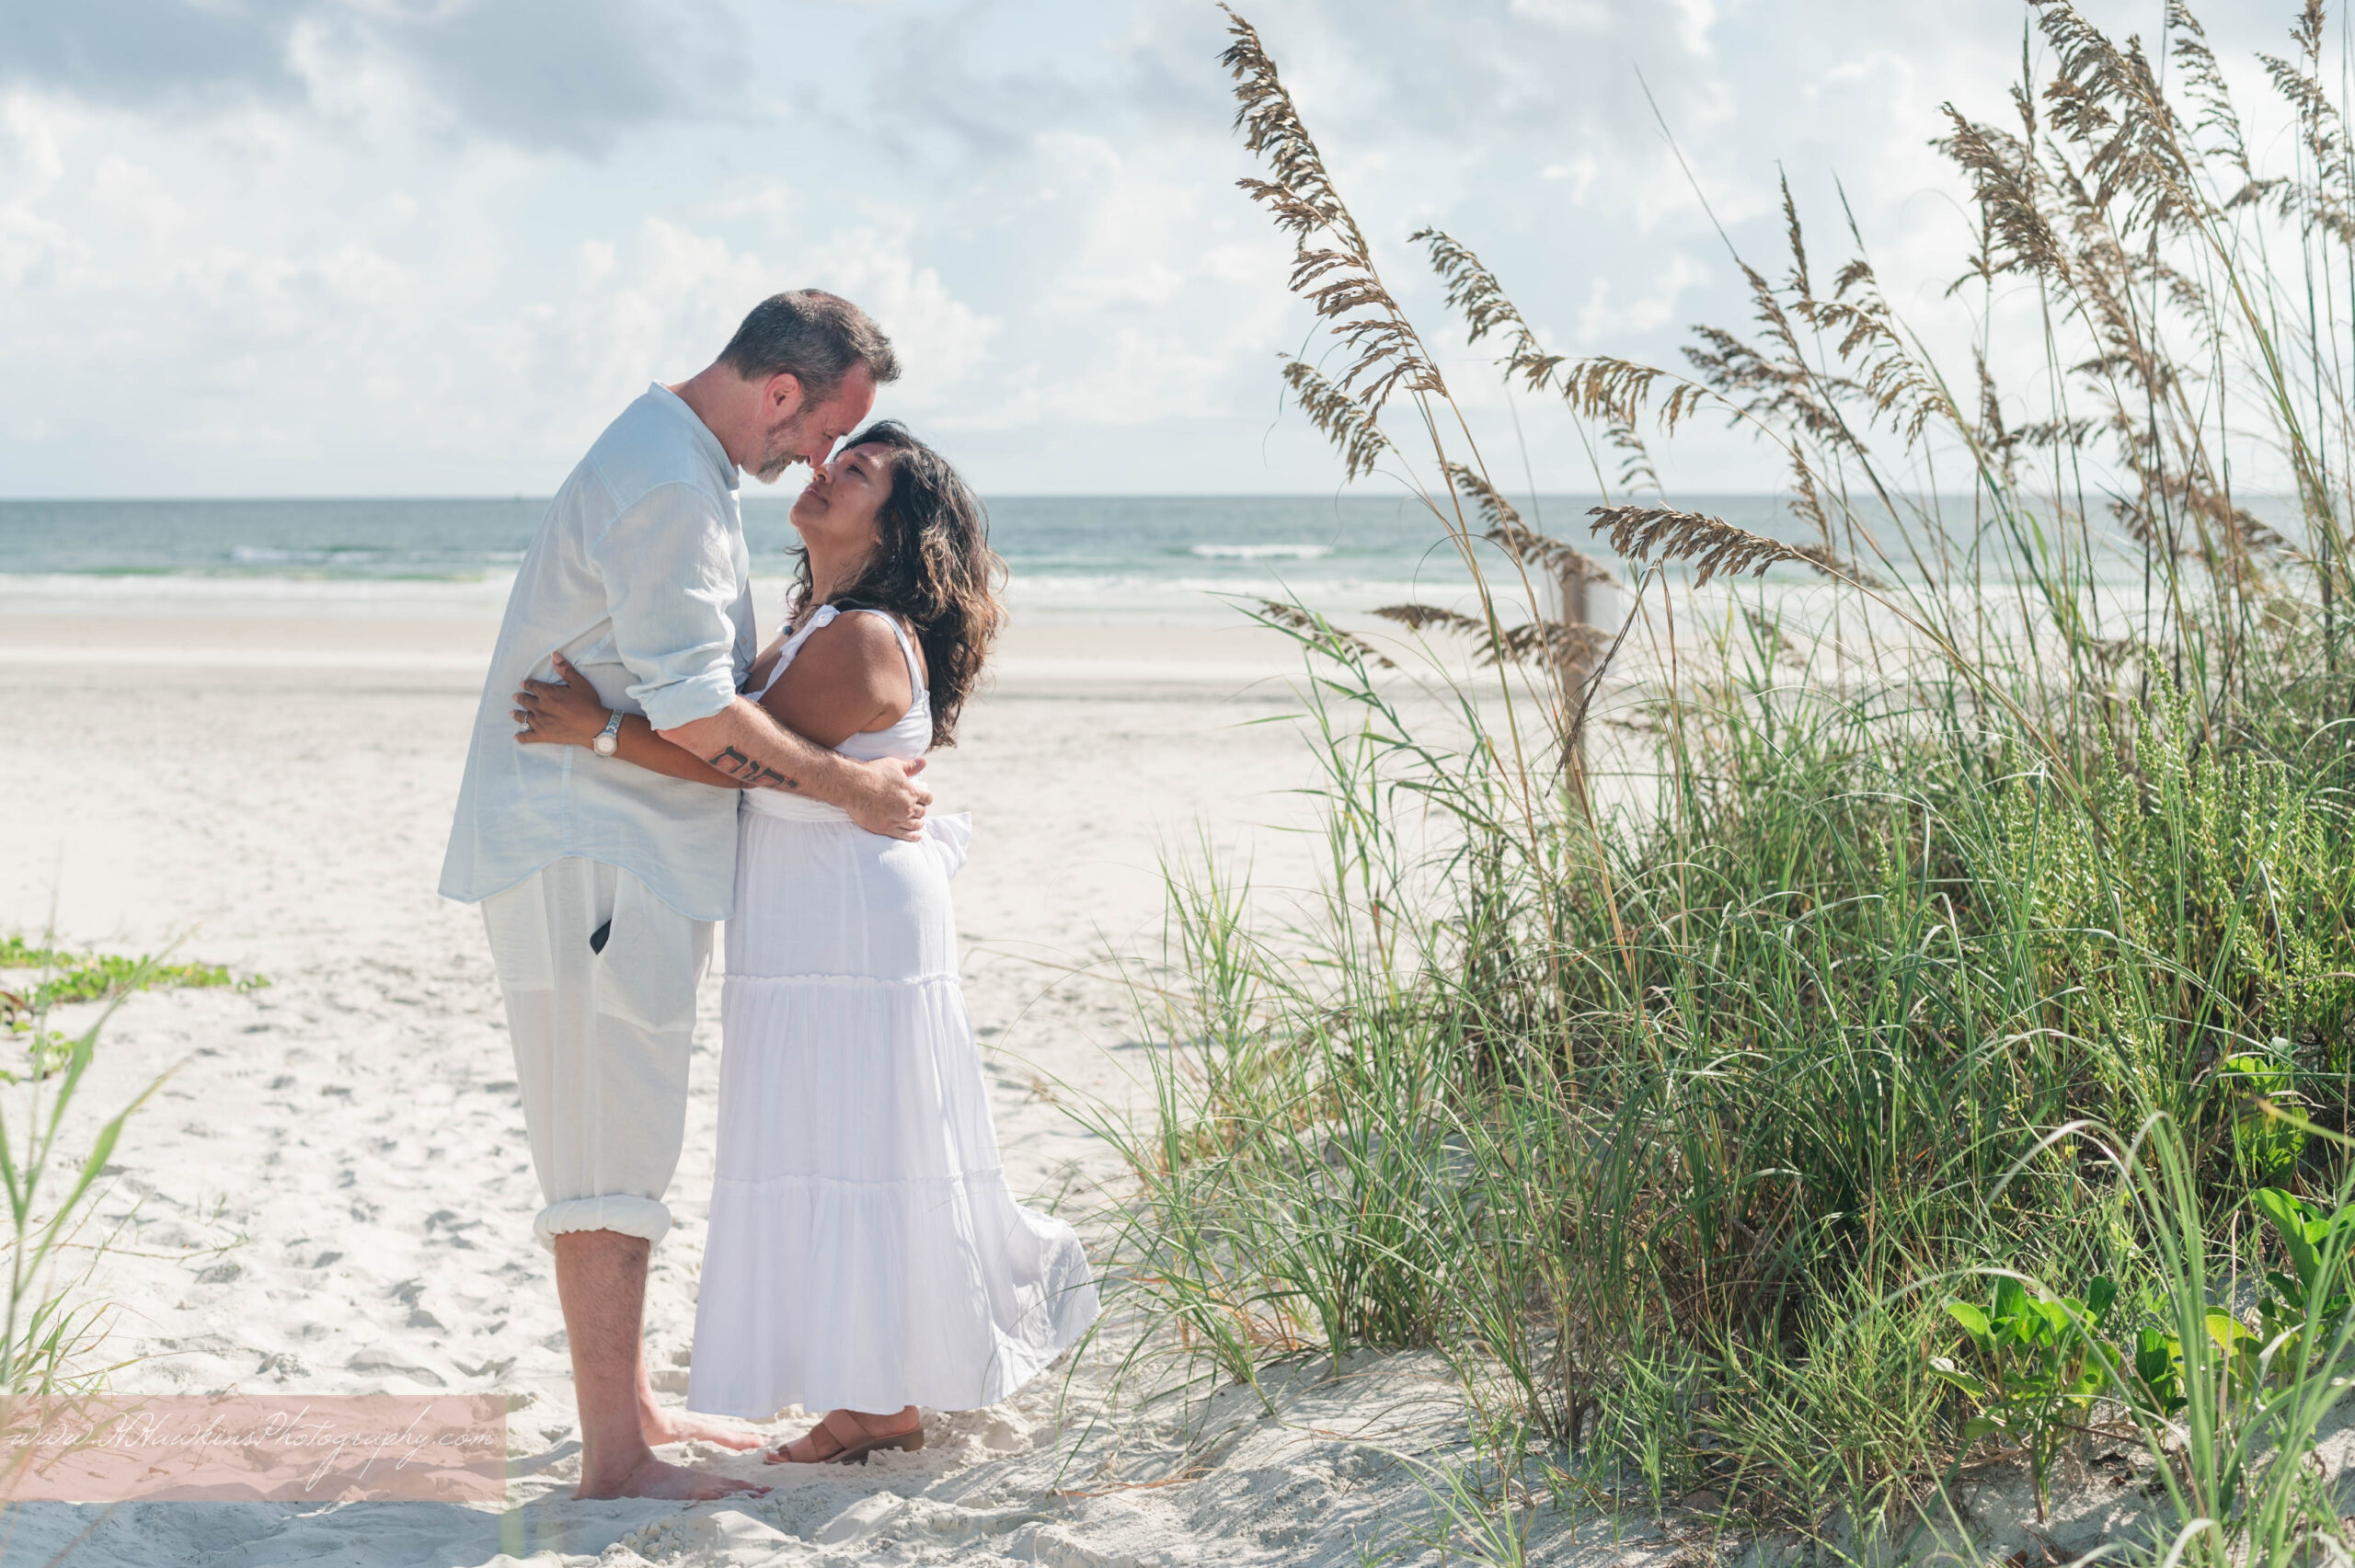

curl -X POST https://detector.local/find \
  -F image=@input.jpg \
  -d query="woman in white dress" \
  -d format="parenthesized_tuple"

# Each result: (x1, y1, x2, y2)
(512, 421, 1098, 1466)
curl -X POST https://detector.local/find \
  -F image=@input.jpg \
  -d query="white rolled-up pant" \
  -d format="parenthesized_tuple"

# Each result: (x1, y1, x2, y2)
(481, 857, 713, 1251)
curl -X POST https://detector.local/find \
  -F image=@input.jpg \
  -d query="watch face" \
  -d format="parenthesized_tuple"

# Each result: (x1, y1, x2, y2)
(593, 734, 618, 756)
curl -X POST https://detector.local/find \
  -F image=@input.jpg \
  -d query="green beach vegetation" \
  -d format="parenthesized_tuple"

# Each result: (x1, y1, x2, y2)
(1093, 3, 2355, 1562)
(1, 933, 263, 1083)
(0, 934, 257, 1499)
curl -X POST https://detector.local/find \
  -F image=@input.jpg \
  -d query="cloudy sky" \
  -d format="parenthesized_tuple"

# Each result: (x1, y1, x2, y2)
(0, 0, 2301, 497)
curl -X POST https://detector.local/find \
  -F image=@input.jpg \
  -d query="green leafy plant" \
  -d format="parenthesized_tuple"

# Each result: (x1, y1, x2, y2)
(2223, 1053, 2308, 1185)
(1924, 1191, 2333, 1535)
(2128, 1322, 2188, 1424)
(2103, 1123, 2355, 1568)
(2250, 1186, 2355, 1352)
(1931, 1275, 2121, 1519)
(0, 934, 264, 1085)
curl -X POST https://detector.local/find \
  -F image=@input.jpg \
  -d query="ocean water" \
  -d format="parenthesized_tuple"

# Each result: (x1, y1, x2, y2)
(0, 490, 2261, 626)
(0, 493, 1717, 625)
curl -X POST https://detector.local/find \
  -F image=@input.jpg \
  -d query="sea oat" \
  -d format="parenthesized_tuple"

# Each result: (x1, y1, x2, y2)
(1220, 7, 1442, 418)
(1372, 603, 1482, 636)
(1788, 544, 1889, 590)
(1441, 463, 1612, 587)
(1587, 506, 1804, 589)
(1283, 360, 1392, 483)
(1412, 228, 1564, 389)
(1255, 600, 1395, 670)
(1371, 602, 1602, 671)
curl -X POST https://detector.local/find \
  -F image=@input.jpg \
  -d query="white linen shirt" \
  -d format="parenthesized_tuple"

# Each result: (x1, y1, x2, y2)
(439, 383, 757, 920)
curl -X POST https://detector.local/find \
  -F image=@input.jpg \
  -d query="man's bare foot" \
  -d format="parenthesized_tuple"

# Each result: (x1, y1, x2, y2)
(643, 1406, 763, 1452)
(576, 1453, 768, 1501)
(767, 1405, 923, 1465)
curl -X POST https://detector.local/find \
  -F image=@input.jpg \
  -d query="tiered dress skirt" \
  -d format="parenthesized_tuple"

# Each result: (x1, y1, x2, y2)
(685, 795, 1098, 1418)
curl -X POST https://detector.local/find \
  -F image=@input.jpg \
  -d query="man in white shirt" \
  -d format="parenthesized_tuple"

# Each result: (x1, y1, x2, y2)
(441, 289, 923, 1499)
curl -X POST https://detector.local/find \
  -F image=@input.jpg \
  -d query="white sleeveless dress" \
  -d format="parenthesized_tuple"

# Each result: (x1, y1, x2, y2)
(686, 604, 1099, 1418)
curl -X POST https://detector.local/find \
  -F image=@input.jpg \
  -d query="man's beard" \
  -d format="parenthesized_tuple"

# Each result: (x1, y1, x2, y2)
(752, 410, 814, 483)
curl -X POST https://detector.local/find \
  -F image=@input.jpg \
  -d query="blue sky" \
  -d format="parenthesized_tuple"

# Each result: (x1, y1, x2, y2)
(0, 0, 2298, 497)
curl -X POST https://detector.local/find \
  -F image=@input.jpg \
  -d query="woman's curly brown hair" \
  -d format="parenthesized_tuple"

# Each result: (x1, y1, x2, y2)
(789, 420, 1006, 748)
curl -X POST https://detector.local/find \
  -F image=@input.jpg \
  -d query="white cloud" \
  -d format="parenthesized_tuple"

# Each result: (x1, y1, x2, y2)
(0, 0, 2323, 495)
(0, 97, 73, 288)
(0, 79, 1013, 490)
(1509, 0, 1610, 29)
(1671, 0, 1717, 56)
(282, 10, 450, 142)
(512, 217, 773, 417)
(1540, 155, 1599, 204)
(0, 0, 747, 155)
(1576, 252, 1708, 344)
(807, 227, 1001, 403)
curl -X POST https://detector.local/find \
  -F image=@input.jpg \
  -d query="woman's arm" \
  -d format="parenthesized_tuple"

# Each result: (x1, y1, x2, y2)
(753, 612, 913, 749)
(512, 653, 752, 788)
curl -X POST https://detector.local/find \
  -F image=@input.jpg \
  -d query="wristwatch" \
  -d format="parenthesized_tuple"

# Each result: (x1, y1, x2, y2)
(592, 710, 624, 757)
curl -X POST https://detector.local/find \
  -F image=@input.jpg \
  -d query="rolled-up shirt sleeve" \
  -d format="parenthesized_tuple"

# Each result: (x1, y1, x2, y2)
(587, 481, 742, 732)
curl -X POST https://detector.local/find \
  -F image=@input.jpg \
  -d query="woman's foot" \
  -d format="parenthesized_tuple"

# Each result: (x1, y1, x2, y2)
(643, 1406, 763, 1452)
(766, 1406, 923, 1465)
(634, 1358, 763, 1451)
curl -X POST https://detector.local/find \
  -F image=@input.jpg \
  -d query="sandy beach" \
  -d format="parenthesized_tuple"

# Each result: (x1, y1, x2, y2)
(0, 608, 1538, 1567)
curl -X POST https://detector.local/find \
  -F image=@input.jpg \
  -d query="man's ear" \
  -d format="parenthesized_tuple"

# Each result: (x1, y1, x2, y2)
(763, 372, 806, 419)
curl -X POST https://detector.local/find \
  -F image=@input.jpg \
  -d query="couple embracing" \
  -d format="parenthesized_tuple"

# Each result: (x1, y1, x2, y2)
(438, 290, 1097, 1499)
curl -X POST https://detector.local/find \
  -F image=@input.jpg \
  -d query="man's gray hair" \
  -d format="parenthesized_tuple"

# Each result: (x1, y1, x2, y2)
(719, 290, 901, 396)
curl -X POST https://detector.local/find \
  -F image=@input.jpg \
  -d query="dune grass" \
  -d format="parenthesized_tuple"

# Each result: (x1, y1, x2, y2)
(0, 931, 243, 1510)
(1089, 3, 2355, 1562)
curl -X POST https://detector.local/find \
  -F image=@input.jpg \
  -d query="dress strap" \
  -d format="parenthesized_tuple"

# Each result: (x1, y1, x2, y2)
(749, 603, 841, 703)
(843, 607, 926, 695)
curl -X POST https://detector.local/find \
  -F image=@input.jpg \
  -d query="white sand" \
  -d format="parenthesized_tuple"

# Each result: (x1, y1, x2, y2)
(0, 612, 1572, 1568)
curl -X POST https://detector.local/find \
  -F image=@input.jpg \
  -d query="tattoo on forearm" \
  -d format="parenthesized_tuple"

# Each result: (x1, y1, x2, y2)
(707, 746, 801, 792)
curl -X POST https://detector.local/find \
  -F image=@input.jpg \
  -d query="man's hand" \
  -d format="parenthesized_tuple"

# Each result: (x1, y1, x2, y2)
(844, 755, 931, 838)
(657, 697, 932, 841)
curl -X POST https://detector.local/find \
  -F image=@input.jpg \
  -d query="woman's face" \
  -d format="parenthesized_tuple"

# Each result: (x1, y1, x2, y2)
(788, 441, 893, 560)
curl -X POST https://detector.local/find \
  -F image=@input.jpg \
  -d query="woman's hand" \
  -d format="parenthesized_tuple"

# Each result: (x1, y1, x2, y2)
(513, 653, 613, 748)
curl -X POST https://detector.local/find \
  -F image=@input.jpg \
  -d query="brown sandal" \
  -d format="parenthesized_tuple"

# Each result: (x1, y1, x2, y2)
(767, 1409, 925, 1466)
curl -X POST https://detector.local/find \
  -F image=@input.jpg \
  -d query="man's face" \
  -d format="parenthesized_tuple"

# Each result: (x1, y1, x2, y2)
(751, 364, 880, 483)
